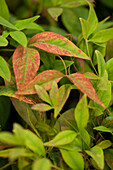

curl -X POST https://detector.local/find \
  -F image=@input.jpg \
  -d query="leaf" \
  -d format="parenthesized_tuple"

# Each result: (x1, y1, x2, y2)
(85, 146, 104, 170)
(54, 84, 72, 118)
(32, 158, 51, 170)
(0, 0, 9, 20)
(24, 22, 44, 31)
(15, 70, 63, 95)
(28, 32, 90, 60)
(94, 126, 113, 134)
(89, 27, 113, 43)
(84, 72, 100, 80)
(105, 149, 113, 169)
(0, 96, 11, 129)
(13, 45, 40, 90)
(48, 7, 63, 21)
(60, 149, 84, 170)
(97, 140, 112, 150)
(10, 31, 27, 47)
(80, 18, 89, 40)
(13, 15, 40, 30)
(67, 73, 106, 108)
(49, 81, 59, 106)
(0, 16, 18, 30)
(60, 0, 92, 8)
(95, 50, 106, 77)
(44, 130, 77, 146)
(106, 58, 113, 81)
(31, 103, 53, 112)
(53, 60, 74, 71)
(35, 85, 52, 105)
(0, 56, 11, 81)
(0, 36, 8, 46)
(87, 3, 98, 36)
(74, 94, 89, 133)
(0, 149, 11, 158)
(24, 129, 45, 156)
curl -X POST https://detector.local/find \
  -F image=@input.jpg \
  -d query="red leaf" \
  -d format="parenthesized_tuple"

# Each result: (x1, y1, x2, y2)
(15, 70, 63, 95)
(67, 73, 106, 108)
(28, 32, 90, 60)
(13, 45, 40, 90)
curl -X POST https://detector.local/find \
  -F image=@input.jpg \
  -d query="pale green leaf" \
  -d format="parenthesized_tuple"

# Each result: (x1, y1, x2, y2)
(0, 16, 18, 30)
(32, 158, 51, 170)
(106, 58, 113, 81)
(0, 36, 8, 46)
(10, 31, 27, 47)
(0, 56, 11, 81)
(80, 18, 89, 40)
(96, 140, 112, 149)
(94, 126, 113, 134)
(0, 0, 9, 20)
(31, 103, 53, 112)
(49, 81, 59, 106)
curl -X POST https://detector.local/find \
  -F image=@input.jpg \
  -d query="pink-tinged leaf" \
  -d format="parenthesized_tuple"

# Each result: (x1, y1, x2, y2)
(31, 103, 53, 112)
(67, 73, 106, 108)
(84, 72, 101, 80)
(13, 45, 40, 90)
(0, 86, 36, 104)
(15, 70, 63, 95)
(28, 32, 90, 60)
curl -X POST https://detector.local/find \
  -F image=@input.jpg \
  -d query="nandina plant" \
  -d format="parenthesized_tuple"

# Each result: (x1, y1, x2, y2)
(0, 0, 113, 170)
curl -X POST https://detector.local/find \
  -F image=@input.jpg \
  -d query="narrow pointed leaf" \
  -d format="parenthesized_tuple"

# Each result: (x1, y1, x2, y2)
(35, 85, 52, 105)
(44, 130, 77, 146)
(97, 140, 112, 150)
(60, 149, 84, 170)
(74, 95, 89, 133)
(32, 158, 51, 170)
(0, 16, 18, 30)
(49, 81, 59, 106)
(10, 31, 27, 47)
(105, 149, 113, 169)
(85, 146, 104, 170)
(31, 103, 53, 112)
(94, 126, 113, 134)
(0, 0, 9, 20)
(28, 32, 90, 60)
(67, 73, 106, 108)
(80, 18, 89, 40)
(13, 45, 40, 90)
(13, 15, 40, 30)
(0, 56, 11, 81)
(15, 70, 63, 95)
(0, 36, 8, 46)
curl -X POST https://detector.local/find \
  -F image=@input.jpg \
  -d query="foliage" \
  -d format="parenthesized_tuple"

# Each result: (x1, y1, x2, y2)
(0, 0, 113, 169)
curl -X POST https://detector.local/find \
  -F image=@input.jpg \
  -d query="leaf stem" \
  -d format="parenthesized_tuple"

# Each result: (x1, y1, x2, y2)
(58, 55, 67, 75)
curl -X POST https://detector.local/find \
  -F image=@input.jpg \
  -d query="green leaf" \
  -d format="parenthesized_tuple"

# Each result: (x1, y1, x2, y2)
(80, 18, 89, 40)
(60, 0, 90, 8)
(24, 22, 44, 31)
(0, 36, 8, 46)
(54, 84, 72, 118)
(24, 129, 45, 156)
(31, 103, 53, 112)
(53, 60, 74, 71)
(87, 3, 98, 36)
(105, 149, 113, 169)
(28, 32, 90, 60)
(13, 15, 40, 30)
(0, 56, 11, 81)
(0, 0, 9, 20)
(0, 16, 18, 30)
(10, 31, 27, 47)
(106, 58, 113, 81)
(85, 146, 104, 170)
(35, 85, 52, 105)
(95, 50, 106, 77)
(48, 7, 63, 21)
(60, 149, 84, 170)
(96, 140, 112, 149)
(49, 81, 59, 106)
(0, 96, 11, 129)
(94, 126, 113, 134)
(44, 130, 77, 146)
(89, 27, 113, 43)
(32, 158, 51, 170)
(74, 94, 89, 133)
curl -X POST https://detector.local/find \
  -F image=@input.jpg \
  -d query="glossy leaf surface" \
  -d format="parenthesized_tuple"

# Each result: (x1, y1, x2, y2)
(28, 32, 90, 60)
(67, 73, 105, 108)
(13, 45, 40, 90)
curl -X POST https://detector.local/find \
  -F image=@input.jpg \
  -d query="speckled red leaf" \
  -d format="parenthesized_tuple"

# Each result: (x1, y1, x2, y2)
(67, 73, 106, 108)
(28, 32, 90, 60)
(0, 86, 36, 104)
(15, 70, 63, 95)
(13, 45, 40, 91)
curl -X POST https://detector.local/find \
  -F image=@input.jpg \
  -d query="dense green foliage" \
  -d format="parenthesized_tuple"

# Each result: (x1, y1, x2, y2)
(0, 0, 113, 169)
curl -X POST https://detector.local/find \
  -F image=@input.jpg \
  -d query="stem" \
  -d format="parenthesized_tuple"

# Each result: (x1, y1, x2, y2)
(1, 162, 15, 170)
(85, 40, 98, 75)
(70, 56, 79, 72)
(0, 49, 14, 51)
(58, 55, 67, 75)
